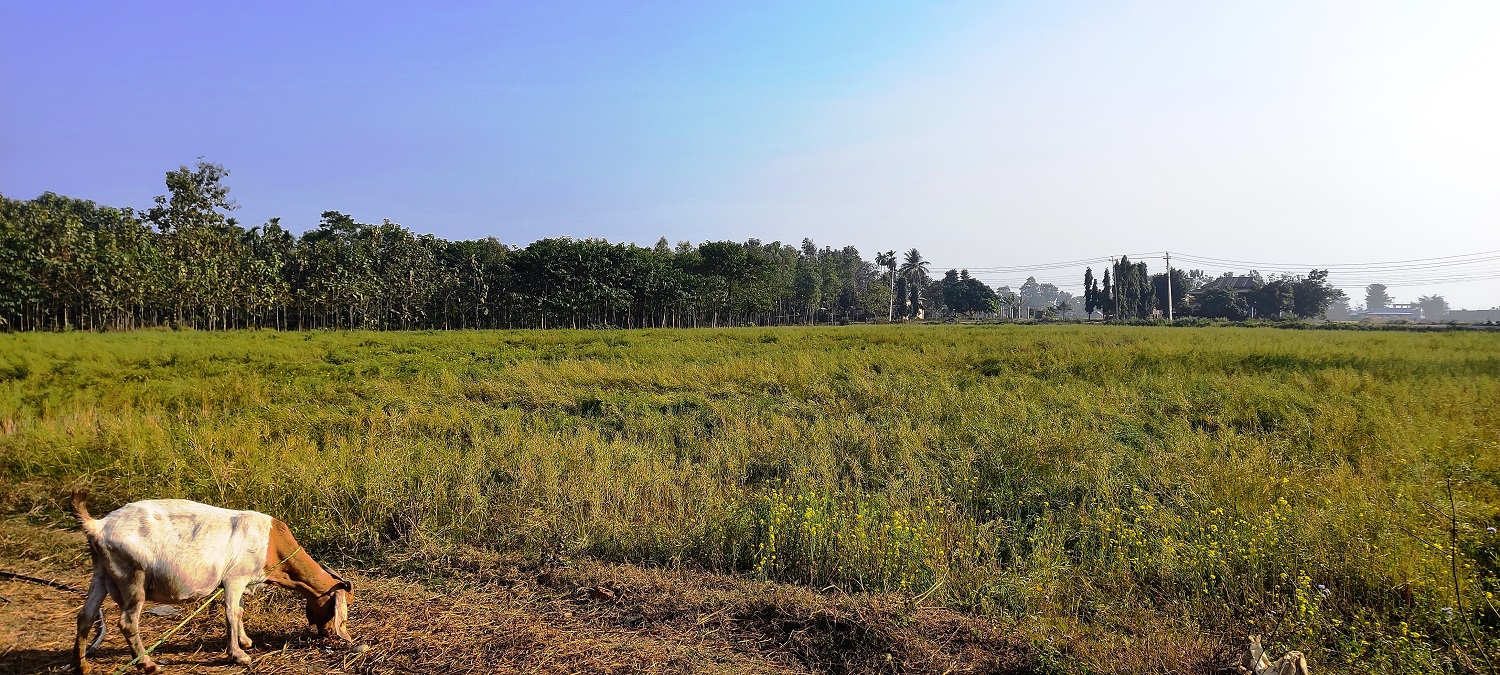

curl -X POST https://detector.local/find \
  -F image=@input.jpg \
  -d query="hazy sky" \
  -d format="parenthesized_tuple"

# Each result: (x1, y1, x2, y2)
(4, 1, 1498, 308)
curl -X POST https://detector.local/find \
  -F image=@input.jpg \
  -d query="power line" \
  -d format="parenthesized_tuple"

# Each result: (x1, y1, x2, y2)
(934, 248, 1500, 292)
(1163, 249, 1500, 270)
(1170, 253, 1500, 275)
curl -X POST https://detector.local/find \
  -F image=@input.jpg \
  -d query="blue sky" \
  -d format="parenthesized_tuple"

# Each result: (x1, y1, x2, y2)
(4, 1, 1498, 307)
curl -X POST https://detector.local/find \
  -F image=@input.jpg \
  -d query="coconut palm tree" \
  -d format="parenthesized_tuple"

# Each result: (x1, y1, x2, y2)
(874, 250, 897, 321)
(898, 248, 930, 319)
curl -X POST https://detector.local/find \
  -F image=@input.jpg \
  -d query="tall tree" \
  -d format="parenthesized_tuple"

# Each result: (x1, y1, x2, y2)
(1290, 269, 1343, 319)
(874, 250, 897, 321)
(1100, 269, 1113, 320)
(1019, 277, 1042, 315)
(143, 161, 241, 328)
(695, 241, 747, 327)
(1083, 267, 1097, 317)
(1365, 283, 1392, 310)
(1415, 294, 1448, 320)
(1151, 268, 1191, 318)
(1248, 278, 1295, 319)
(941, 270, 995, 317)
(1110, 256, 1155, 319)
(898, 248, 930, 319)
(1197, 287, 1249, 320)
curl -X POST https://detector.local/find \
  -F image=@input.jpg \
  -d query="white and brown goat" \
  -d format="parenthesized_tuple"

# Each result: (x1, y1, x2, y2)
(71, 491, 353, 674)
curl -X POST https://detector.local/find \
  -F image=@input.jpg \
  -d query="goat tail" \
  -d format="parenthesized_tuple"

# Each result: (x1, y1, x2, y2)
(70, 489, 93, 522)
(71, 489, 101, 539)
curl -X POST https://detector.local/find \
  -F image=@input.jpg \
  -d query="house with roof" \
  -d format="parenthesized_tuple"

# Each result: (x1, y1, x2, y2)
(1187, 275, 1260, 305)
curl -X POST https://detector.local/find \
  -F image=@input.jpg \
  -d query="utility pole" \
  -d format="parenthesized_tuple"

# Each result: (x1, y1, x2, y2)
(1165, 251, 1173, 321)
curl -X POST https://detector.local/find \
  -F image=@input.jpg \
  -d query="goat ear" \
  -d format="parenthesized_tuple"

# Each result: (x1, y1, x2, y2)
(332, 588, 352, 641)
(323, 565, 353, 594)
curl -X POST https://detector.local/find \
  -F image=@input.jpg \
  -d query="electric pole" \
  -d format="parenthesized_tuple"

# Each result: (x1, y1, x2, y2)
(1165, 251, 1173, 321)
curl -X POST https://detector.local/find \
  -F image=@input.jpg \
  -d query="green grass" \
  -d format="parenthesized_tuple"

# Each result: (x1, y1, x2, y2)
(3, 325, 1499, 672)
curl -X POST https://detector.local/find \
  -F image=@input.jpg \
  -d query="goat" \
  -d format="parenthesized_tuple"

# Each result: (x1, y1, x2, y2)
(70, 491, 353, 674)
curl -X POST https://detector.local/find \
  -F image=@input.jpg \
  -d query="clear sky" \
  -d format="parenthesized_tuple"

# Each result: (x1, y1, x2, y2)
(4, 1, 1498, 308)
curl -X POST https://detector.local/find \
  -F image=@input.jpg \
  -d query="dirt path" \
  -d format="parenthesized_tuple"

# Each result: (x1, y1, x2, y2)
(0, 519, 1032, 674)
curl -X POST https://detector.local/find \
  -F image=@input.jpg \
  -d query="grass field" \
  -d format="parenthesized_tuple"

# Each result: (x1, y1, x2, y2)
(2, 325, 1498, 673)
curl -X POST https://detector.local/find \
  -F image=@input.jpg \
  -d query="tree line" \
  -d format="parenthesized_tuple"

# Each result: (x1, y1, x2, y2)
(1082, 255, 1346, 321)
(2, 162, 1045, 332)
(3, 161, 1381, 332)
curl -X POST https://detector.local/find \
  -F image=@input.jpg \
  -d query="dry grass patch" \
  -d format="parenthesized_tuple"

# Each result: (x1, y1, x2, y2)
(0, 518, 1036, 674)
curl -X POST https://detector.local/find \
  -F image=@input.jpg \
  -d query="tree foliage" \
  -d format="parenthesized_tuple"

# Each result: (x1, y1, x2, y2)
(1290, 270, 1344, 319)
(898, 249, 931, 319)
(1107, 256, 1155, 319)
(0, 166, 895, 331)
(1083, 267, 1097, 317)
(1416, 294, 1448, 320)
(1249, 270, 1345, 319)
(1197, 287, 1249, 320)
(1151, 268, 1192, 318)
(1102, 263, 1347, 322)
(940, 269, 996, 316)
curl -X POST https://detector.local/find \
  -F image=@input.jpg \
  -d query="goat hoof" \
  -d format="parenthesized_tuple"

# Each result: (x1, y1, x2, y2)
(231, 652, 253, 666)
(239, 636, 253, 650)
(75, 662, 91, 675)
(140, 663, 160, 675)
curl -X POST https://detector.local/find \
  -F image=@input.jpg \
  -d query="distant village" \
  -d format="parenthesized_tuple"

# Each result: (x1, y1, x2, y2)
(1046, 266, 1500, 324)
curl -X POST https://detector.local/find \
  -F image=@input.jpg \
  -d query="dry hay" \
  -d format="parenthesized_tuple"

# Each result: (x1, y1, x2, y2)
(1, 519, 1034, 674)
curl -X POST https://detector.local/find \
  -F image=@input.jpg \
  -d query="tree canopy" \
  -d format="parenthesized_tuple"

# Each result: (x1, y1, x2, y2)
(940, 269, 997, 316)
(0, 163, 905, 331)
(1086, 261, 1346, 321)
(5, 161, 1415, 331)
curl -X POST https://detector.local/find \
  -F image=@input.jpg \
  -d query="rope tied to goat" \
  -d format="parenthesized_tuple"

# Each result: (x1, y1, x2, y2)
(0, 569, 86, 594)
(108, 545, 302, 675)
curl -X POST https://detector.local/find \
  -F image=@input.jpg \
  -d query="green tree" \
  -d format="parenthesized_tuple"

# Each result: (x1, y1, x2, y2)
(1110, 256, 1154, 319)
(1083, 267, 1097, 317)
(143, 161, 242, 328)
(874, 250, 897, 321)
(1248, 278, 1295, 318)
(1415, 294, 1448, 321)
(1099, 269, 1113, 320)
(1151, 269, 1191, 318)
(1365, 283, 1392, 310)
(898, 248, 930, 319)
(2, 160, 919, 332)
(1197, 287, 1249, 320)
(1290, 270, 1343, 319)
(941, 270, 996, 317)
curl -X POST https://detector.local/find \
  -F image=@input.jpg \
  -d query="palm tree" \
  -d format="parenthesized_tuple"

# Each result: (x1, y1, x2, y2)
(898, 248, 930, 319)
(874, 250, 897, 321)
